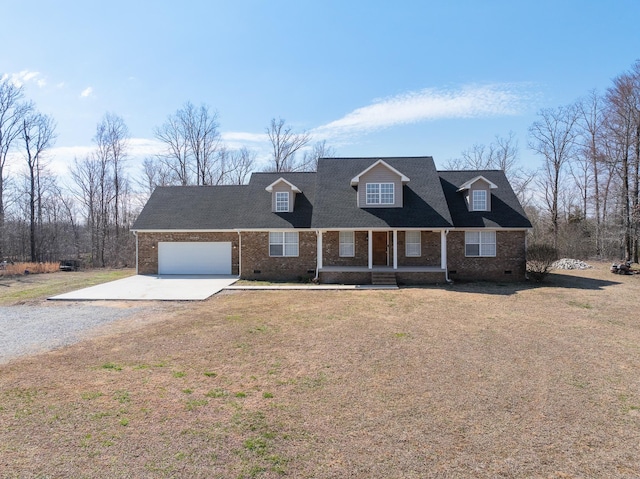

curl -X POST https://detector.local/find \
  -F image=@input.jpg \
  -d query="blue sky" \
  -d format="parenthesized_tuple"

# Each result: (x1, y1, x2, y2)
(2, 0, 639, 177)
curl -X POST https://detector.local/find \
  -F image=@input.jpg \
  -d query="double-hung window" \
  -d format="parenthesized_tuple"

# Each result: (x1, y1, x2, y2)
(465, 231, 496, 257)
(339, 231, 355, 257)
(366, 183, 394, 205)
(472, 190, 487, 211)
(275, 192, 289, 212)
(269, 232, 299, 257)
(405, 231, 421, 257)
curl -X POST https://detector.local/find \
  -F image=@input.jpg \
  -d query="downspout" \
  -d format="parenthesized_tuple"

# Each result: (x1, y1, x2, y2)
(443, 229, 453, 284)
(315, 230, 322, 281)
(133, 231, 138, 275)
(238, 230, 242, 278)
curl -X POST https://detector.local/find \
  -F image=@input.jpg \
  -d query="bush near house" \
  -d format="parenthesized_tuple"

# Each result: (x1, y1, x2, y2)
(526, 243, 558, 282)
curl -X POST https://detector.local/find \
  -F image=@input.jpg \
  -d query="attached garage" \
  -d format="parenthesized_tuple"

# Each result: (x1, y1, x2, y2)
(158, 242, 232, 275)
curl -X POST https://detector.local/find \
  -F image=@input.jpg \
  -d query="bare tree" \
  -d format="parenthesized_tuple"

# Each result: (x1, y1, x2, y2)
(445, 132, 534, 206)
(21, 112, 56, 261)
(575, 91, 607, 256)
(266, 118, 311, 172)
(137, 157, 172, 201)
(154, 102, 222, 185)
(0, 78, 33, 259)
(94, 113, 129, 256)
(225, 147, 256, 185)
(604, 66, 640, 261)
(181, 102, 221, 185)
(529, 105, 579, 249)
(69, 155, 105, 266)
(155, 112, 189, 185)
(302, 140, 336, 171)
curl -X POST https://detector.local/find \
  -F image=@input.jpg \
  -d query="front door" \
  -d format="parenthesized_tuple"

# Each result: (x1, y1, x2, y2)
(372, 232, 388, 266)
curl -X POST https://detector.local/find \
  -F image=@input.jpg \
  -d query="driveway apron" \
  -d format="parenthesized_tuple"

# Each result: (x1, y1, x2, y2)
(49, 275, 238, 301)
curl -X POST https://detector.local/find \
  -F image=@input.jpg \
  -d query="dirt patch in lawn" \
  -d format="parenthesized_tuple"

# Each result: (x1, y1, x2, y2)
(1, 263, 640, 478)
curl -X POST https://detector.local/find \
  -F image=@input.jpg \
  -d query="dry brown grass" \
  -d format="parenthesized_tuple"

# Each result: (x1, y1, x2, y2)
(0, 261, 61, 276)
(1, 263, 640, 478)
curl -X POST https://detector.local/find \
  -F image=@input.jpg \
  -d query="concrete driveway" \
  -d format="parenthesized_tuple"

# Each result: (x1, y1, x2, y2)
(49, 275, 239, 301)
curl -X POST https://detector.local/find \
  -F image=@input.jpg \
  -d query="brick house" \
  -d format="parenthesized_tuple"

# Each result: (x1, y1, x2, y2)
(132, 157, 532, 284)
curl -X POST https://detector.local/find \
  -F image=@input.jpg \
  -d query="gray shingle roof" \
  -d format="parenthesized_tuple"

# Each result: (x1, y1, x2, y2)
(132, 158, 531, 231)
(311, 157, 453, 228)
(438, 170, 532, 228)
(132, 172, 316, 230)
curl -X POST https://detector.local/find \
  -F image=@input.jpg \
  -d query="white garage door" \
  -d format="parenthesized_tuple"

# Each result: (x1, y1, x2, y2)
(158, 242, 232, 275)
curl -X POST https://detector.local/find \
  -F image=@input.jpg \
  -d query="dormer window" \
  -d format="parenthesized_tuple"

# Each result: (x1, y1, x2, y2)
(472, 190, 487, 211)
(275, 192, 289, 212)
(351, 160, 409, 208)
(265, 177, 301, 213)
(457, 175, 498, 212)
(366, 183, 394, 205)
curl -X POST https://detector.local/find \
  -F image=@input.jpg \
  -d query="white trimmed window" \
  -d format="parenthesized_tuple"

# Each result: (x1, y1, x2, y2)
(275, 191, 289, 212)
(339, 231, 355, 257)
(366, 183, 394, 205)
(472, 190, 487, 211)
(269, 231, 299, 257)
(405, 231, 421, 257)
(465, 231, 496, 257)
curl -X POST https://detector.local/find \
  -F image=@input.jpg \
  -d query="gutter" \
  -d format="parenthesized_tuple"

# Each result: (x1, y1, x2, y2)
(444, 229, 453, 284)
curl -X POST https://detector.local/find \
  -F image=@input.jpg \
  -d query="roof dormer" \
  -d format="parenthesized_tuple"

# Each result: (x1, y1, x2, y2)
(457, 175, 498, 212)
(265, 177, 301, 213)
(350, 159, 410, 208)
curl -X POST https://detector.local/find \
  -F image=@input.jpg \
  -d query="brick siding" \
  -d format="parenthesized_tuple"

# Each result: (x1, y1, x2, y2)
(137, 229, 527, 283)
(241, 231, 317, 282)
(446, 230, 526, 282)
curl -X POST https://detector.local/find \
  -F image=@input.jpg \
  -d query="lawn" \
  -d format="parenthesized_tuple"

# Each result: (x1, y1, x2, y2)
(0, 268, 135, 306)
(1, 264, 639, 478)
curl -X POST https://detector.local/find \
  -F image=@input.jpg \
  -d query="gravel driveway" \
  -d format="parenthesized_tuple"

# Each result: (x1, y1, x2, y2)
(0, 304, 144, 364)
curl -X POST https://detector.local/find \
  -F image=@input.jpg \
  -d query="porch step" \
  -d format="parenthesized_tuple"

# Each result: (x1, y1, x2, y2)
(371, 272, 397, 285)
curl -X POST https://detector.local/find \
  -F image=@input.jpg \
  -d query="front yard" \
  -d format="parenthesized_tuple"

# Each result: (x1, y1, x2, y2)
(1, 264, 639, 478)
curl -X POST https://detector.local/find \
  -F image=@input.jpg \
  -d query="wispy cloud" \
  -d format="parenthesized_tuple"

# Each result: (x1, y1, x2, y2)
(2, 70, 46, 88)
(80, 87, 93, 98)
(312, 83, 531, 140)
(221, 131, 269, 148)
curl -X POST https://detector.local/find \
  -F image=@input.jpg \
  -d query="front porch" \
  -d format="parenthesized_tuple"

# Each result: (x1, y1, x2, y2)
(316, 229, 449, 285)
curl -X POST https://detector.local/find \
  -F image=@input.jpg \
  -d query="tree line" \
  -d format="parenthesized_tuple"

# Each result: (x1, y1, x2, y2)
(448, 60, 640, 263)
(0, 83, 332, 267)
(1, 60, 639, 268)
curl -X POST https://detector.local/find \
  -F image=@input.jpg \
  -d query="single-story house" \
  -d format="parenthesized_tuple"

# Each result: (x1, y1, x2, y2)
(132, 156, 532, 284)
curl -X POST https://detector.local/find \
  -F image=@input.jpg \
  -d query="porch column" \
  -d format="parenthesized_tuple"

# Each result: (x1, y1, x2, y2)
(368, 230, 373, 269)
(393, 230, 398, 269)
(317, 230, 323, 270)
(441, 230, 448, 270)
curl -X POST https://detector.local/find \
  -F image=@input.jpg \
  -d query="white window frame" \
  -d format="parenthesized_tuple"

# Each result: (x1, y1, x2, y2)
(339, 231, 355, 257)
(472, 190, 487, 211)
(366, 183, 394, 205)
(405, 231, 421, 257)
(269, 231, 299, 257)
(275, 191, 289, 212)
(465, 231, 496, 257)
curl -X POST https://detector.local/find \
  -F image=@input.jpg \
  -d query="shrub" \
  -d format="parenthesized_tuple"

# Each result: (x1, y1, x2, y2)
(526, 243, 558, 282)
